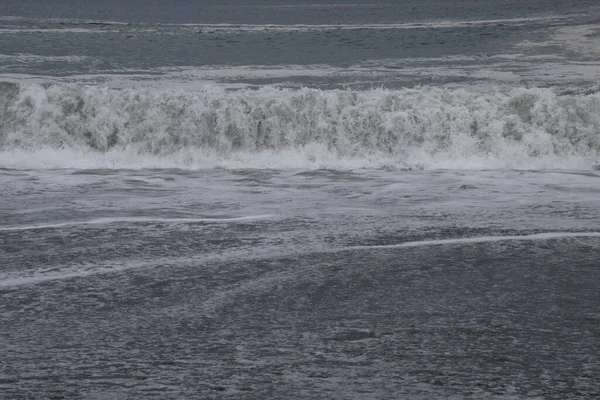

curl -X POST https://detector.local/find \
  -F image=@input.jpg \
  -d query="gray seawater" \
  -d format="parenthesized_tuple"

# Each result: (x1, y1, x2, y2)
(1, 1, 600, 399)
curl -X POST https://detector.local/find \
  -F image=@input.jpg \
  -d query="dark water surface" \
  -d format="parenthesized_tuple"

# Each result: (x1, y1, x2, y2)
(1, 0, 599, 88)
(2, 169, 600, 399)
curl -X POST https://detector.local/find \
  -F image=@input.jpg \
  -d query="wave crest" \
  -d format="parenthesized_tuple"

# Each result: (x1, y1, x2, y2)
(1, 82, 599, 170)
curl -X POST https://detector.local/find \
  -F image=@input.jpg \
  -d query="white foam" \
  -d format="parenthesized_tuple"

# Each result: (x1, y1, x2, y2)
(0, 53, 91, 64)
(517, 23, 600, 62)
(1, 84, 599, 171)
(341, 232, 600, 252)
(176, 16, 572, 33)
(0, 16, 129, 25)
(0, 245, 282, 289)
(231, 3, 393, 9)
(0, 15, 567, 36)
(0, 52, 586, 92)
(0, 265, 131, 288)
(0, 215, 275, 231)
(0, 28, 118, 34)
(0, 146, 404, 170)
(2, 231, 597, 289)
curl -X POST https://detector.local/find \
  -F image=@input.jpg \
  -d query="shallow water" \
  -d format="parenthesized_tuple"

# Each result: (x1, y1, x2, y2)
(2, 169, 600, 398)
(2, 1, 600, 399)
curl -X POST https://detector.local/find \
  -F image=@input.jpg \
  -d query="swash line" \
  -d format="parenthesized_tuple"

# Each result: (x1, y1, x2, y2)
(174, 16, 572, 31)
(0, 214, 274, 231)
(341, 232, 600, 252)
(0, 232, 598, 289)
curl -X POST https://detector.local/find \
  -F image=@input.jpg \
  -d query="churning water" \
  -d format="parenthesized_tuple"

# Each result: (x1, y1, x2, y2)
(1, 1, 600, 399)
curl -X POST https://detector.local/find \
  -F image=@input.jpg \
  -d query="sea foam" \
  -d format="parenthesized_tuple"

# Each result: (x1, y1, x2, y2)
(1, 82, 599, 170)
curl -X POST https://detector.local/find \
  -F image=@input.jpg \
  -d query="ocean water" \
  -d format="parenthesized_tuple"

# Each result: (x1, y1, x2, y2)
(1, 1, 600, 399)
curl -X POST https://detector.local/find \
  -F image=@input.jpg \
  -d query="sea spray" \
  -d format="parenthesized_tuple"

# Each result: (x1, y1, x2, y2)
(1, 83, 599, 170)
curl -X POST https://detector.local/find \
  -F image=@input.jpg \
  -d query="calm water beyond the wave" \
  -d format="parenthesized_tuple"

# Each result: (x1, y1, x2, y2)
(1, 1, 600, 399)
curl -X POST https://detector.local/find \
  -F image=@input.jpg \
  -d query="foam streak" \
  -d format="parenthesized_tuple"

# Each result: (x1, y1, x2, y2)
(1, 232, 598, 289)
(0, 215, 274, 231)
(342, 232, 600, 252)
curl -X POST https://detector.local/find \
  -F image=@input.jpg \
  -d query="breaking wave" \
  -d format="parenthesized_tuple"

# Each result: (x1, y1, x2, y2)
(1, 81, 599, 170)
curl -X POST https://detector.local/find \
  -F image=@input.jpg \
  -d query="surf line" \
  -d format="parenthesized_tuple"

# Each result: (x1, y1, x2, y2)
(338, 232, 600, 252)
(0, 215, 275, 232)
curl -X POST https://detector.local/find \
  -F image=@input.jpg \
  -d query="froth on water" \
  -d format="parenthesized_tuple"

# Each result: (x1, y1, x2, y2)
(0, 83, 599, 171)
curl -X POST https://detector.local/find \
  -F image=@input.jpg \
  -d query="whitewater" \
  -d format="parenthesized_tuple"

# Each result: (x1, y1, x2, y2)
(2, 1, 600, 399)
(1, 83, 599, 170)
